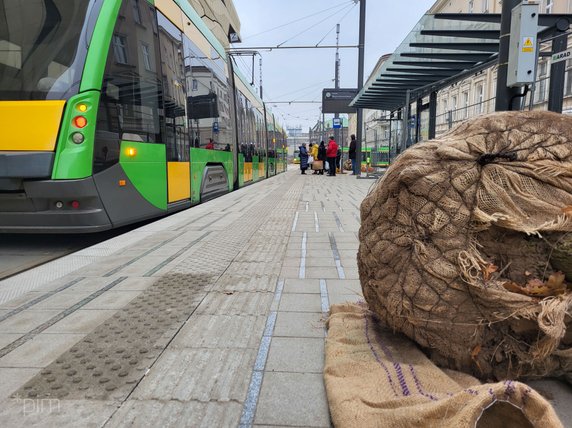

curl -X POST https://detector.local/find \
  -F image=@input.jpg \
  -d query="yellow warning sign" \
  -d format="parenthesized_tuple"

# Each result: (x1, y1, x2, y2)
(522, 37, 535, 53)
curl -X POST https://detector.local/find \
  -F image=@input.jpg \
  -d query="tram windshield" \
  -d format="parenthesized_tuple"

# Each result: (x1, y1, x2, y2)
(0, 0, 94, 101)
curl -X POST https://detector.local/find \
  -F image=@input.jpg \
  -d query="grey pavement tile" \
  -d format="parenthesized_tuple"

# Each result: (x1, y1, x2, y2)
(0, 333, 22, 349)
(195, 291, 273, 316)
(304, 267, 340, 279)
(327, 279, 362, 295)
(285, 249, 303, 258)
(328, 293, 363, 306)
(31, 292, 94, 310)
(338, 250, 359, 259)
(281, 257, 302, 268)
(42, 309, 116, 334)
(0, 333, 83, 368)
(106, 399, 242, 428)
(283, 279, 321, 294)
(254, 372, 330, 427)
(279, 294, 323, 313)
(111, 277, 157, 291)
(265, 337, 325, 374)
(342, 267, 360, 280)
(211, 274, 279, 293)
(82, 291, 141, 310)
(0, 292, 43, 310)
(0, 399, 118, 427)
(305, 258, 337, 267)
(132, 348, 255, 402)
(273, 312, 325, 338)
(170, 314, 266, 349)
(0, 310, 60, 334)
(0, 368, 39, 401)
(279, 267, 301, 279)
(66, 276, 123, 292)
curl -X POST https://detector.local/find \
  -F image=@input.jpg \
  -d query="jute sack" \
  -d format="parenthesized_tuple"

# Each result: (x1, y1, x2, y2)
(324, 303, 563, 428)
(358, 111, 572, 381)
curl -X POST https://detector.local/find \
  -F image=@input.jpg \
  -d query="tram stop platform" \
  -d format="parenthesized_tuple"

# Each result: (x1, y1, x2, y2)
(0, 168, 570, 427)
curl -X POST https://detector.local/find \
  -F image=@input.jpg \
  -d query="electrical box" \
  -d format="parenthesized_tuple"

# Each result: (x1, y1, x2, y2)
(507, 2, 539, 87)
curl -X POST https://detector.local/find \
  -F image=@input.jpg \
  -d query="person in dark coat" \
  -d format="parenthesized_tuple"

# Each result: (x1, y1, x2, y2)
(349, 134, 358, 175)
(318, 141, 327, 175)
(326, 136, 338, 176)
(299, 143, 309, 174)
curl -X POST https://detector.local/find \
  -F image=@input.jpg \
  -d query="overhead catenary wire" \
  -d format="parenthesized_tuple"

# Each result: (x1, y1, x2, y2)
(276, 3, 355, 47)
(243, 1, 354, 40)
(314, 3, 358, 47)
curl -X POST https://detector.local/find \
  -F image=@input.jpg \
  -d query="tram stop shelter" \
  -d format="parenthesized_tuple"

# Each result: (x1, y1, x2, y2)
(351, 10, 572, 151)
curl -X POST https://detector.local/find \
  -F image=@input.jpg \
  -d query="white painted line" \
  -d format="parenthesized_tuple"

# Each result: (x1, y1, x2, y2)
(291, 211, 299, 232)
(299, 232, 307, 279)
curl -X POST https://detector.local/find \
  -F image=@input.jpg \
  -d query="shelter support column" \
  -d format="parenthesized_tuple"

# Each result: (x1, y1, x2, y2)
(428, 91, 437, 140)
(548, 32, 568, 113)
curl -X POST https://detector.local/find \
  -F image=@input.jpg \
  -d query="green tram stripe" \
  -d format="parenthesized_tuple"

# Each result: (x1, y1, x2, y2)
(80, 1, 121, 92)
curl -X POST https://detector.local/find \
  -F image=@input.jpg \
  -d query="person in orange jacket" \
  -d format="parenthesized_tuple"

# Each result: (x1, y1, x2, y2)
(326, 136, 338, 176)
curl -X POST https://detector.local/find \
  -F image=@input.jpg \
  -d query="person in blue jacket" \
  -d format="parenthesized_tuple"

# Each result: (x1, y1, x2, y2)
(299, 143, 309, 174)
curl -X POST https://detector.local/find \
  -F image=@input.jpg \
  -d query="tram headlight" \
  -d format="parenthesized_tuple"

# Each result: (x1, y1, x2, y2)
(71, 132, 85, 144)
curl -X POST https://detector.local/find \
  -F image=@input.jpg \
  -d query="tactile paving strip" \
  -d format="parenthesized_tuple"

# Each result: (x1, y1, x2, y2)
(15, 273, 213, 401)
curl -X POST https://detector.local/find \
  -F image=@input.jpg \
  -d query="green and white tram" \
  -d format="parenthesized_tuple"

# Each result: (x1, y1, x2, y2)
(0, 0, 287, 232)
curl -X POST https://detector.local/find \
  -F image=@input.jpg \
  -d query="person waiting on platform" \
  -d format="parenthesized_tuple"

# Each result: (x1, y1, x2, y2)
(205, 138, 215, 150)
(299, 143, 309, 175)
(349, 134, 358, 175)
(326, 136, 338, 176)
(318, 141, 326, 175)
(310, 141, 319, 174)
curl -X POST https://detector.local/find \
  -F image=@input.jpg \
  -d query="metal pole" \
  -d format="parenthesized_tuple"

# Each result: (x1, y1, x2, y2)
(429, 91, 437, 140)
(415, 98, 422, 143)
(401, 90, 410, 153)
(548, 33, 568, 113)
(334, 24, 341, 146)
(355, 0, 366, 176)
(495, 0, 521, 111)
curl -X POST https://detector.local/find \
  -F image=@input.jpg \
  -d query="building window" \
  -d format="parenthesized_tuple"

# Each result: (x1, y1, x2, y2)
(132, 0, 142, 24)
(469, 0, 474, 13)
(483, 0, 489, 12)
(141, 43, 152, 70)
(538, 61, 548, 102)
(452, 95, 458, 121)
(112, 35, 128, 64)
(462, 91, 469, 119)
(566, 59, 572, 95)
(546, 0, 554, 14)
(475, 84, 484, 114)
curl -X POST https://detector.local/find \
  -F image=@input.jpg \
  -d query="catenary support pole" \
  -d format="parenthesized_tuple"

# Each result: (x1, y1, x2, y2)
(355, 0, 366, 176)
(495, 0, 521, 111)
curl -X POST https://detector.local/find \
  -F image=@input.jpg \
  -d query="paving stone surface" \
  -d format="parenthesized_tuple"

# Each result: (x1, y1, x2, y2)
(6, 170, 566, 428)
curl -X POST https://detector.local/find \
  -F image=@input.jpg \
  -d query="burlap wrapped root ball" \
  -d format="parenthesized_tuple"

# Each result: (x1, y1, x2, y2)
(358, 111, 572, 382)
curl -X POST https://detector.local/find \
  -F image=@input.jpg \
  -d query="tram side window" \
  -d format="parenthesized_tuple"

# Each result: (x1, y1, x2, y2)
(157, 12, 189, 162)
(183, 34, 234, 151)
(95, 1, 164, 172)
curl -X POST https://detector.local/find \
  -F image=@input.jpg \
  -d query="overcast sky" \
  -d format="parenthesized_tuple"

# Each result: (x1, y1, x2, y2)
(231, 0, 435, 132)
